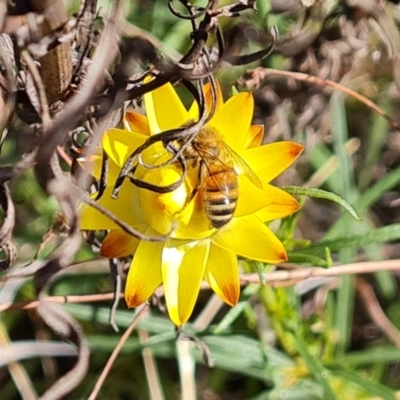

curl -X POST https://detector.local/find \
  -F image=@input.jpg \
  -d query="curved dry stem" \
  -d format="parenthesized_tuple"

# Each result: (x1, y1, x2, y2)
(87, 304, 150, 400)
(241, 67, 400, 131)
(357, 278, 400, 347)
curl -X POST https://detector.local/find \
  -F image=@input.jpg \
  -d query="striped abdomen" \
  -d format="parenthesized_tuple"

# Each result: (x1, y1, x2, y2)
(202, 164, 238, 229)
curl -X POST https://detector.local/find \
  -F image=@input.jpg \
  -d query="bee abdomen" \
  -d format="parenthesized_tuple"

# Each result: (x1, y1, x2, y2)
(203, 173, 238, 228)
(206, 204, 236, 228)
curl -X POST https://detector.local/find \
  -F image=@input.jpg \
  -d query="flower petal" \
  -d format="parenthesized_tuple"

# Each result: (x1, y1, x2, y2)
(188, 81, 224, 120)
(124, 111, 150, 135)
(78, 153, 103, 180)
(139, 165, 190, 236)
(125, 238, 163, 308)
(235, 176, 275, 217)
(80, 184, 146, 230)
(173, 183, 215, 240)
(81, 153, 124, 186)
(204, 244, 239, 306)
(144, 82, 188, 134)
(208, 92, 253, 153)
(245, 125, 264, 148)
(256, 186, 300, 222)
(242, 141, 304, 183)
(101, 230, 140, 258)
(103, 129, 147, 168)
(211, 215, 287, 263)
(162, 240, 209, 326)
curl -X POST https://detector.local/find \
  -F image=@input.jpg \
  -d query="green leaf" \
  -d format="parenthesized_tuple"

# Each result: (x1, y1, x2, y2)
(300, 224, 400, 256)
(281, 186, 361, 221)
(197, 335, 296, 381)
(287, 252, 328, 267)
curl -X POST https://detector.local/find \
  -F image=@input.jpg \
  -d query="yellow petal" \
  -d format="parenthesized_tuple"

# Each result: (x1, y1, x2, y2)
(235, 175, 275, 217)
(242, 141, 304, 183)
(125, 238, 163, 308)
(144, 82, 188, 134)
(208, 92, 253, 153)
(204, 244, 239, 306)
(188, 81, 224, 120)
(162, 240, 209, 326)
(100, 230, 140, 258)
(80, 184, 146, 230)
(103, 129, 147, 168)
(124, 111, 150, 135)
(78, 154, 103, 180)
(256, 186, 300, 222)
(173, 185, 215, 240)
(245, 125, 264, 148)
(139, 165, 190, 236)
(211, 215, 287, 264)
(80, 152, 124, 186)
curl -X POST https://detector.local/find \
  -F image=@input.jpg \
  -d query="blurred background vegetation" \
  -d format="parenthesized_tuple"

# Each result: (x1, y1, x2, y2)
(3, 0, 400, 399)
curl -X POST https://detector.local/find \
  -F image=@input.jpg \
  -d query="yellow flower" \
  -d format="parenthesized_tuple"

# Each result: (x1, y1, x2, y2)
(80, 81, 303, 326)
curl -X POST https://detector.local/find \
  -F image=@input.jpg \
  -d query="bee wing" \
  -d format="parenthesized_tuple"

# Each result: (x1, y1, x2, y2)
(198, 152, 235, 196)
(197, 144, 262, 194)
(223, 144, 263, 189)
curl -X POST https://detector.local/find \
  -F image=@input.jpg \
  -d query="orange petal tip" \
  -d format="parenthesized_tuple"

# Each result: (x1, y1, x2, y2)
(277, 250, 288, 263)
(124, 111, 150, 135)
(100, 230, 139, 258)
(288, 142, 305, 159)
(125, 293, 143, 308)
(222, 285, 240, 307)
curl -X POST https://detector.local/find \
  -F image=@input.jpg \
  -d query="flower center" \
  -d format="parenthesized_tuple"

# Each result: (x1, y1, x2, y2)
(139, 160, 215, 240)
(139, 166, 188, 235)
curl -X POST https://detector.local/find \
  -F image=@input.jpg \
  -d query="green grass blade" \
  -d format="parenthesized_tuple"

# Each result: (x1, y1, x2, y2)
(330, 93, 357, 357)
(325, 164, 400, 238)
(358, 99, 391, 191)
(287, 252, 328, 267)
(282, 186, 361, 220)
(330, 368, 396, 400)
(294, 336, 336, 400)
(335, 346, 400, 366)
(300, 224, 400, 256)
(335, 271, 354, 355)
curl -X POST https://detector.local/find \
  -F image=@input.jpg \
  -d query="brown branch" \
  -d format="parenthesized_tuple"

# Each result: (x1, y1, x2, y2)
(2, 259, 400, 312)
(241, 259, 400, 285)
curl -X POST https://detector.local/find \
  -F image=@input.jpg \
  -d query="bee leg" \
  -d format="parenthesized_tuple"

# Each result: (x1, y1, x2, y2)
(184, 159, 202, 204)
(187, 186, 198, 204)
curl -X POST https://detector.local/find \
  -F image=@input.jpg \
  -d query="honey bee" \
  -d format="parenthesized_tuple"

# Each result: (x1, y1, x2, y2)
(183, 127, 262, 229)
